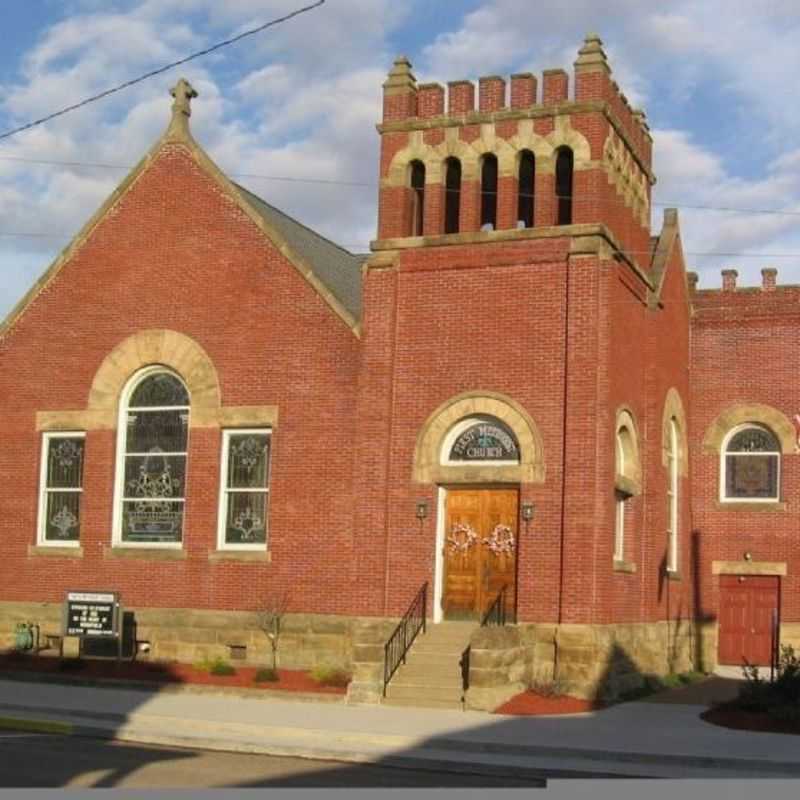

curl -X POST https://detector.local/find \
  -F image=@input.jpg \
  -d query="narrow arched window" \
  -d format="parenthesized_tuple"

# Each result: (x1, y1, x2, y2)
(555, 146, 573, 225)
(409, 160, 425, 236)
(614, 430, 627, 562)
(614, 410, 640, 565)
(480, 154, 498, 231)
(114, 367, 190, 546)
(517, 150, 535, 228)
(444, 157, 461, 234)
(722, 424, 780, 502)
(666, 418, 679, 572)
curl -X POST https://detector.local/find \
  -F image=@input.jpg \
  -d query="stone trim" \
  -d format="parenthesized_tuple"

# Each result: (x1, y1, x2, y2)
(89, 330, 221, 416)
(713, 501, 786, 512)
(712, 560, 787, 576)
(376, 99, 655, 184)
(665, 569, 682, 582)
(383, 115, 591, 187)
(412, 391, 545, 484)
(208, 550, 271, 563)
(703, 403, 797, 454)
(612, 560, 637, 574)
(661, 388, 689, 476)
(38, 403, 279, 432)
(615, 407, 642, 492)
(0, 100, 360, 343)
(36, 330, 279, 432)
(27, 545, 84, 558)
(103, 546, 187, 561)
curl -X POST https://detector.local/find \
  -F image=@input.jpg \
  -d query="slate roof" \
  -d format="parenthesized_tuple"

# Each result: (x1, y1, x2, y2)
(235, 183, 364, 320)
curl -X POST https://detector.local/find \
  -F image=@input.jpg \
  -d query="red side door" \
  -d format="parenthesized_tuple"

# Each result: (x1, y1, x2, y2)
(718, 575, 779, 666)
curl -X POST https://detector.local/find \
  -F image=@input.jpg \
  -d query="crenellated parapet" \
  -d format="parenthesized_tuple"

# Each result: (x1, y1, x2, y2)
(375, 33, 655, 262)
(691, 268, 800, 320)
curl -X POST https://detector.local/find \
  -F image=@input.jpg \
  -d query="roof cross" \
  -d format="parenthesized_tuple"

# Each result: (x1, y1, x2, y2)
(170, 78, 198, 118)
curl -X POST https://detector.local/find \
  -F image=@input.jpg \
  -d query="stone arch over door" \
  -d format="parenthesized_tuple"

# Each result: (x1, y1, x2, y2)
(412, 391, 545, 484)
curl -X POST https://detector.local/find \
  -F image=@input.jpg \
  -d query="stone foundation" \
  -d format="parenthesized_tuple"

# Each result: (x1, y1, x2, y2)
(0, 601, 375, 674)
(463, 624, 530, 711)
(463, 618, 698, 707)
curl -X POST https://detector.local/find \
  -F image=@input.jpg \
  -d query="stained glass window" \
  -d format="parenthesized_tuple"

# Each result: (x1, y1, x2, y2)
(448, 418, 519, 463)
(39, 433, 85, 544)
(119, 370, 189, 544)
(723, 425, 780, 501)
(219, 430, 271, 548)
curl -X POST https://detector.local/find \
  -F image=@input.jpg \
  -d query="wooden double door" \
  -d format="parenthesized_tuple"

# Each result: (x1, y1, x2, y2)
(718, 575, 779, 666)
(443, 488, 518, 620)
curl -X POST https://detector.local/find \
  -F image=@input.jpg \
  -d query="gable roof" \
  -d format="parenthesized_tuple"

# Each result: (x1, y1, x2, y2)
(0, 81, 365, 341)
(236, 184, 363, 320)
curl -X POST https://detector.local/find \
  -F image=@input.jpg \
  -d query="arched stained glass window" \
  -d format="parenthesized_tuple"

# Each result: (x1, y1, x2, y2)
(722, 425, 780, 501)
(115, 368, 190, 545)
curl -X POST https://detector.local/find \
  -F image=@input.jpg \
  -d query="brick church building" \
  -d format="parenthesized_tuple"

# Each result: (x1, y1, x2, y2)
(1, 35, 796, 707)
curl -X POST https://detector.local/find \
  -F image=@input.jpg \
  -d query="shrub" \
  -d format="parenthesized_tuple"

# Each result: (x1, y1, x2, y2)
(208, 658, 236, 676)
(309, 665, 351, 687)
(254, 667, 279, 683)
(737, 645, 800, 717)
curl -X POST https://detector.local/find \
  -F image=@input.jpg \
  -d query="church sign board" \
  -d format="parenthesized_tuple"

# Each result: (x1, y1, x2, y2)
(63, 591, 121, 638)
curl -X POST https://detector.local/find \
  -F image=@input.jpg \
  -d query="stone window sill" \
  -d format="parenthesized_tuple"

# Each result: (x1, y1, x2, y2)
(613, 560, 637, 574)
(209, 550, 271, 563)
(28, 544, 83, 558)
(665, 569, 682, 582)
(714, 501, 786, 512)
(103, 546, 186, 561)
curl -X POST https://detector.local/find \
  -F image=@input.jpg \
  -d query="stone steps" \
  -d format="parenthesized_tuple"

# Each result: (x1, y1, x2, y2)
(383, 622, 475, 709)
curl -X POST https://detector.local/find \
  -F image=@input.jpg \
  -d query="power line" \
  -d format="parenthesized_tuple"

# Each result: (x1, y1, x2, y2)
(5, 154, 800, 220)
(0, 0, 326, 143)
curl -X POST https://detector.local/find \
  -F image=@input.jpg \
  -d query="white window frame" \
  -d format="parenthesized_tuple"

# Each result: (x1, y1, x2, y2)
(719, 423, 781, 504)
(666, 418, 679, 573)
(613, 432, 625, 562)
(37, 431, 85, 548)
(217, 428, 272, 551)
(112, 366, 190, 549)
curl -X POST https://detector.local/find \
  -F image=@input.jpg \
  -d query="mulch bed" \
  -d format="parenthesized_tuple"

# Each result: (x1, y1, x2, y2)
(701, 705, 800, 736)
(0, 653, 347, 695)
(494, 690, 601, 716)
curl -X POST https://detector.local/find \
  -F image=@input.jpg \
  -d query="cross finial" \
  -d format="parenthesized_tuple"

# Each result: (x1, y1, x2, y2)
(170, 78, 198, 118)
(166, 78, 198, 139)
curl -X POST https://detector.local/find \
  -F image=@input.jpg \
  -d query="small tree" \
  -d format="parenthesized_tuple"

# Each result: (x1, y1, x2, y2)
(255, 590, 290, 671)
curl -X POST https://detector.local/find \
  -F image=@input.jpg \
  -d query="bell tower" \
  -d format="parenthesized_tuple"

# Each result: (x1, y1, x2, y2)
(374, 34, 655, 266)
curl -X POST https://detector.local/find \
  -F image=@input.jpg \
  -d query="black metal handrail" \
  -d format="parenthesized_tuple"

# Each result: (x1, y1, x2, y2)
(383, 582, 427, 696)
(481, 584, 515, 627)
(460, 644, 471, 699)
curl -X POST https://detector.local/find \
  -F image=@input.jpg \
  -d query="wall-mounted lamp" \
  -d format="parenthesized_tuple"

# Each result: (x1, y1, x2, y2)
(521, 502, 535, 523)
(744, 551, 753, 562)
(415, 500, 429, 521)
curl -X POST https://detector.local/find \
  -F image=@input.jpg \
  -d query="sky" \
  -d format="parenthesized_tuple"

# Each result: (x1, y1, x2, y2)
(2, 0, 800, 319)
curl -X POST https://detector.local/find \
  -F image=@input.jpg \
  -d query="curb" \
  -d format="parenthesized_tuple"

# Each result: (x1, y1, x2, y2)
(3, 704, 800, 778)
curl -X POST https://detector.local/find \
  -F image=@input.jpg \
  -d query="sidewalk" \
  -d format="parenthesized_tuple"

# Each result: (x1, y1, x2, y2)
(1, 677, 798, 779)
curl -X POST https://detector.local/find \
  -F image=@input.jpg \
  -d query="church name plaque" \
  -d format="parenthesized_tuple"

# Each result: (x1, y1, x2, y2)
(64, 591, 120, 638)
(450, 421, 519, 462)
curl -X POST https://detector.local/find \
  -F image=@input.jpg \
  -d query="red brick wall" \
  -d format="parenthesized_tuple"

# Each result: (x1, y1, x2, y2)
(691, 285, 800, 625)
(0, 144, 361, 615)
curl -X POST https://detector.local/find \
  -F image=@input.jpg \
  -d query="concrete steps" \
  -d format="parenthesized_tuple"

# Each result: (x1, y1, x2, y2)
(382, 621, 475, 710)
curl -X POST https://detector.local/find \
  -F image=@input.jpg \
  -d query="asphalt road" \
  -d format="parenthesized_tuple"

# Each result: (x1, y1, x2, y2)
(0, 732, 547, 788)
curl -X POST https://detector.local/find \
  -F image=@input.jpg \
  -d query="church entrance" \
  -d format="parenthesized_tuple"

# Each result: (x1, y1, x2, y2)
(442, 488, 518, 620)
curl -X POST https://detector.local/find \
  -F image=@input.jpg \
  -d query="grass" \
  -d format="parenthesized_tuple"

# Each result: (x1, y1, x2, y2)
(617, 670, 707, 702)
